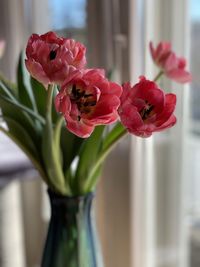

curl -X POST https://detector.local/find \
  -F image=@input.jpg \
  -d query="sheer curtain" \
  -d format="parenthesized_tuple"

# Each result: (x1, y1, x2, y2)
(0, 1, 28, 266)
(129, 1, 190, 267)
(0, 0, 50, 266)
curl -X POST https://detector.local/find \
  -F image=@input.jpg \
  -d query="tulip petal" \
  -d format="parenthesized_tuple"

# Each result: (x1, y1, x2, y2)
(166, 69, 192, 83)
(155, 94, 176, 126)
(66, 118, 95, 138)
(25, 59, 50, 88)
(155, 114, 177, 132)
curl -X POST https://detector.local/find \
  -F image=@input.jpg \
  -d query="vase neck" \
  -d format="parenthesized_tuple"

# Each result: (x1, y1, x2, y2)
(48, 190, 95, 218)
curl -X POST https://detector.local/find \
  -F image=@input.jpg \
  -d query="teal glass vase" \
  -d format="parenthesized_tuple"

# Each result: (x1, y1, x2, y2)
(41, 190, 103, 267)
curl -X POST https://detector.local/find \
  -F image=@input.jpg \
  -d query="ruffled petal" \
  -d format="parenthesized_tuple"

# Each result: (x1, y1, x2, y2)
(25, 59, 50, 88)
(166, 69, 192, 83)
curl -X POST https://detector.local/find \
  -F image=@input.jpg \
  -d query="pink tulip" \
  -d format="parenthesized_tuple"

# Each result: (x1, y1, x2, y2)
(150, 41, 192, 83)
(118, 76, 177, 137)
(25, 31, 86, 88)
(55, 69, 122, 138)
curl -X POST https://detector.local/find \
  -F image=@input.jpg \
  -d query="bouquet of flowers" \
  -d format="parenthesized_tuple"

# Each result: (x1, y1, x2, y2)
(0, 32, 191, 267)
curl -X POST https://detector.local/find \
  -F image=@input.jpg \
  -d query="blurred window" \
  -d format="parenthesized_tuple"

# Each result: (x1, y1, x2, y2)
(48, 0, 87, 43)
(187, 1, 200, 267)
(190, 0, 200, 133)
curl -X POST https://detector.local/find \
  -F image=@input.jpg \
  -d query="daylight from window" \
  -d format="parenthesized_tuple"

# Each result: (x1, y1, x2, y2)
(49, 0, 86, 30)
(190, 0, 200, 126)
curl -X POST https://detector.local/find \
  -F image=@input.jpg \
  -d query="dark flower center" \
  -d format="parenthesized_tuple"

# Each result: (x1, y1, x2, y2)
(70, 84, 97, 116)
(49, 50, 57, 60)
(140, 101, 154, 121)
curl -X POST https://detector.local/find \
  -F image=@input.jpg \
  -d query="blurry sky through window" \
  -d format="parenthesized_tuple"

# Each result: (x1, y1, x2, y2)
(191, 0, 200, 21)
(49, 0, 86, 30)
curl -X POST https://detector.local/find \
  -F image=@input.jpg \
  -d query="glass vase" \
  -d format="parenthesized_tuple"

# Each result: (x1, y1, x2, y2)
(41, 189, 104, 267)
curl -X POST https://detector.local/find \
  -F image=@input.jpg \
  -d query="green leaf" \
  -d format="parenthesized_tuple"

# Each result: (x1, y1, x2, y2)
(30, 78, 59, 123)
(31, 77, 47, 117)
(53, 117, 84, 192)
(0, 73, 17, 95)
(17, 52, 38, 112)
(83, 164, 103, 193)
(102, 122, 125, 151)
(0, 76, 47, 184)
(82, 122, 127, 193)
(74, 126, 105, 193)
(0, 93, 45, 124)
(2, 116, 38, 159)
(60, 127, 84, 174)
(0, 80, 16, 101)
(0, 91, 41, 146)
(0, 123, 47, 184)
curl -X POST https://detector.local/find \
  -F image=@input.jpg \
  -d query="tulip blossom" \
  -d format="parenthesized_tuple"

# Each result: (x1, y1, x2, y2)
(55, 69, 122, 138)
(25, 31, 86, 88)
(118, 77, 176, 137)
(150, 41, 192, 83)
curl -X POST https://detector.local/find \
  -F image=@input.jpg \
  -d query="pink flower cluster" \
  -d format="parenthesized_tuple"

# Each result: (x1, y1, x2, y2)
(150, 41, 192, 83)
(25, 32, 86, 88)
(119, 77, 176, 137)
(55, 69, 122, 138)
(25, 32, 191, 138)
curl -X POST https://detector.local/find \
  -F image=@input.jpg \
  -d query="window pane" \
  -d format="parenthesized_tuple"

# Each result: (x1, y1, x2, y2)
(190, 0, 200, 132)
(189, 2, 200, 267)
(48, 0, 87, 43)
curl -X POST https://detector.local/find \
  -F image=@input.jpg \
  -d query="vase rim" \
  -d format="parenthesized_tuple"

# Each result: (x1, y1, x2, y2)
(47, 188, 95, 201)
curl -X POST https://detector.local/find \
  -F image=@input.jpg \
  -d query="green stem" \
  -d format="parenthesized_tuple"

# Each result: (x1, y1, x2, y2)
(43, 85, 71, 195)
(46, 84, 54, 121)
(153, 70, 164, 82)
(54, 115, 64, 171)
(54, 116, 64, 149)
(83, 126, 128, 193)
